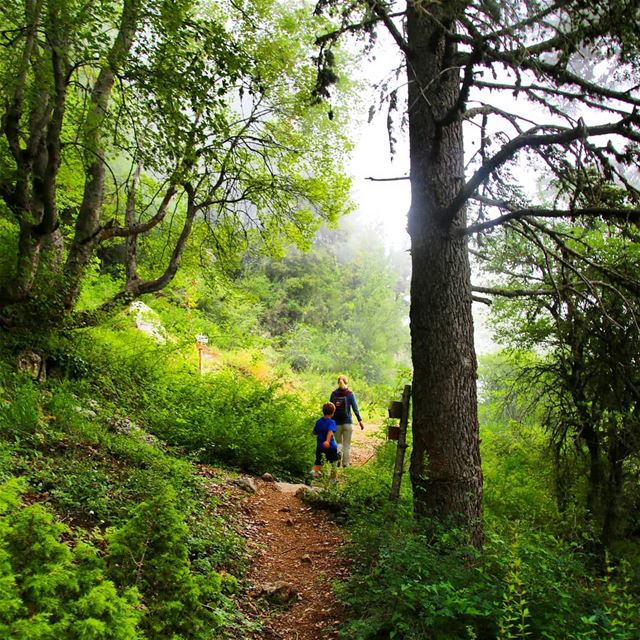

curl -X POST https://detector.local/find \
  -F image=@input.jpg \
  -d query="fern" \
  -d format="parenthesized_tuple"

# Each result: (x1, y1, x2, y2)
(498, 539, 531, 640)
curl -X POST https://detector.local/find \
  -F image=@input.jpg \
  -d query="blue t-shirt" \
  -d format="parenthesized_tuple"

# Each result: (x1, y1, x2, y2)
(313, 417, 337, 450)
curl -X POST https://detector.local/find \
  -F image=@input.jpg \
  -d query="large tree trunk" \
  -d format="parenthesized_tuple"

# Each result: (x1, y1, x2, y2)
(405, 5, 483, 545)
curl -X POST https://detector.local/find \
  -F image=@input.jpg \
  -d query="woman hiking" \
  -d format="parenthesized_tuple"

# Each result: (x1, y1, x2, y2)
(329, 375, 364, 468)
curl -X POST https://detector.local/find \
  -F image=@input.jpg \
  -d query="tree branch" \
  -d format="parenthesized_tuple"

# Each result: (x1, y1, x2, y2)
(472, 285, 560, 298)
(446, 118, 640, 219)
(124, 163, 142, 283)
(126, 183, 197, 296)
(472, 294, 491, 305)
(315, 17, 379, 45)
(479, 0, 572, 42)
(486, 49, 640, 108)
(474, 80, 636, 119)
(4, 0, 43, 165)
(365, 175, 409, 182)
(99, 183, 177, 240)
(464, 208, 640, 235)
(69, 183, 197, 328)
(365, 0, 409, 55)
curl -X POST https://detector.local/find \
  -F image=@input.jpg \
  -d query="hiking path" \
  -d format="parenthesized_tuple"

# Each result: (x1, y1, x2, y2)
(209, 423, 380, 640)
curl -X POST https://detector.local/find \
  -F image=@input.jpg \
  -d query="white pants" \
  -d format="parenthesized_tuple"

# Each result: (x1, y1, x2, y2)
(335, 423, 353, 467)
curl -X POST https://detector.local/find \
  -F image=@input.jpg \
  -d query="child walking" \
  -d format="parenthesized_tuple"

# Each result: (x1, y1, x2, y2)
(311, 402, 339, 480)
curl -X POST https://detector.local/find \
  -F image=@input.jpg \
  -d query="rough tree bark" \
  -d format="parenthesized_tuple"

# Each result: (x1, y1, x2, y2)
(405, 4, 483, 544)
(315, 0, 640, 549)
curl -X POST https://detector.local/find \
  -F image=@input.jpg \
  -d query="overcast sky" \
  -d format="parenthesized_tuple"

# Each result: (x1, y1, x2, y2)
(349, 111, 411, 251)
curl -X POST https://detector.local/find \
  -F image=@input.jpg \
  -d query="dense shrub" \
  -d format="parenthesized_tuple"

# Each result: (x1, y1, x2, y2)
(0, 348, 249, 638)
(327, 440, 639, 640)
(106, 487, 231, 639)
(0, 371, 43, 448)
(336, 511, 498, 639)
(481, 418, 562, 531)
(52, 328, 318, 477)
(145, 369, 316, 477)
(334, 503, 638, 639)
(0, 479, 142, 639)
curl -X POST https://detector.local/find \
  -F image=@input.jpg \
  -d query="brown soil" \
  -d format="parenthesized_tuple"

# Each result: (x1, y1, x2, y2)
(243, 480, 349, 639)
(220, 423, 383, 640)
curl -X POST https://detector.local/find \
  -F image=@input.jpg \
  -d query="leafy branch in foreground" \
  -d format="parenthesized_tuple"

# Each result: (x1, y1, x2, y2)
(0, 0, 353, 329)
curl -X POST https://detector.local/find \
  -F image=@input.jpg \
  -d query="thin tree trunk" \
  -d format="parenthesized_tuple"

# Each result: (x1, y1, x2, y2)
(405, 5, 483, 545)
(124, 164, 142, 284)
(63, 0, 141, 309)
(601, 439, 625, 548)
(582, 423, 602, 519)
(0, 0, 47, 308)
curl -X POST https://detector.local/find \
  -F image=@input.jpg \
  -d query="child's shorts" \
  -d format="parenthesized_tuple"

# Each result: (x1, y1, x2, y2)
(315, 446, 339, 466)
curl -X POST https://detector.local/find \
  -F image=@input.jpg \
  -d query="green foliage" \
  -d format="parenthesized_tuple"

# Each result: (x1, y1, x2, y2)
(328, 434, 640, 640)
(106, 487, 228, 639)
(479, 354, 561, 531)
(481, 419, 560, 529)
(74, 263, 123, 315)
(1, 248, 638, 640)
(0, 0, 356, 326)
(228, 227, 410, 385)
(335, 504, 640, 640)
(335, 507, 498, 639)
(585, 558, 639, 640)
(487, 531, 640, 640)
(0, 479, 143, 639)
(0, 376, 42, 445)
(0, 218, 17, 282)
(0, 338, 250, 637)
(478, 218, 640, 547)
(0, 370, 196, 526)
(145, 368, 315, 477)
(496, 544, 532, 640)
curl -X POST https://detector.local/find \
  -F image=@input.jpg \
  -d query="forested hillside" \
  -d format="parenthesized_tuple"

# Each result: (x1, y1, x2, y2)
(0, 222, 411, 637)
(1, 0, 639, 639)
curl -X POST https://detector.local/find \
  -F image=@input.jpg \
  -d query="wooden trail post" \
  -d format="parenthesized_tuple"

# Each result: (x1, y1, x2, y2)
(195, 334, 208, 375)
(389, 384, 411, 502)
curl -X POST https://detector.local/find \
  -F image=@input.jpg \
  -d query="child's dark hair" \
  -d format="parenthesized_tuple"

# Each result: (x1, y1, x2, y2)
(323, 402, 336, 416)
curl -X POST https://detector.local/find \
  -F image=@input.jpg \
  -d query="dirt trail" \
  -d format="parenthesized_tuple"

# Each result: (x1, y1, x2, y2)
(238, 424, 382, 640)
(243, 480, 348, 639)
(348, 422, 381, 467)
